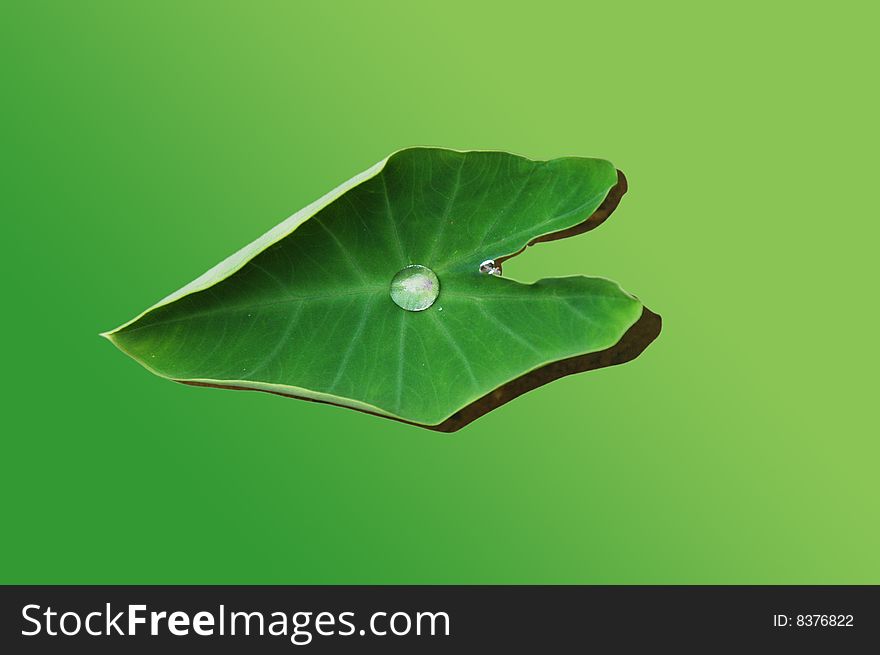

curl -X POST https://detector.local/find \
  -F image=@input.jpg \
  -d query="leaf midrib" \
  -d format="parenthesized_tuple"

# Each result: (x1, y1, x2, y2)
(116, 286, 385, 335)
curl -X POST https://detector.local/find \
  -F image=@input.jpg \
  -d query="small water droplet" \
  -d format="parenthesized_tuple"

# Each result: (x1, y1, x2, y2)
(479, 259, 502, 276)
(390, 264, 440, 311)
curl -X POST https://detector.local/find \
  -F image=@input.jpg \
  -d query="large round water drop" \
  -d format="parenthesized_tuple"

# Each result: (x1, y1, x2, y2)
(389, 264, 440, 312)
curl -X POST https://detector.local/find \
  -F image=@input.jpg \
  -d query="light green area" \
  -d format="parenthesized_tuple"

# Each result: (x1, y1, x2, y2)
(106, 148, 638, 426)
(1, 1, 876, 583)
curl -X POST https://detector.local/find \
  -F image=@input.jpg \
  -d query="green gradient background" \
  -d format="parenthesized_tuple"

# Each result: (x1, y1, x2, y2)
(2, 2, 876, 583)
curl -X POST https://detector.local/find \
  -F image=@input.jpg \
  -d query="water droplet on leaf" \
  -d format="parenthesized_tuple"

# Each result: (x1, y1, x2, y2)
(479, 259, 502, 276)
(390, 264, 440, 311)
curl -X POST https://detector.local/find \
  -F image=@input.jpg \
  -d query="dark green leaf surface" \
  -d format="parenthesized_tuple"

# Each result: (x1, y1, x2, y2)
(105, 148, 655, 428)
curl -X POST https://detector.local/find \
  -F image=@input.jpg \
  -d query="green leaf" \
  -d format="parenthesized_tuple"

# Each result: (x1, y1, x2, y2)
(103, 147, 660, 430)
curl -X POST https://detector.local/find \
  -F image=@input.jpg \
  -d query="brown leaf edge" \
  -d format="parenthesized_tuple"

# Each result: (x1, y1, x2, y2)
(177, 306, 660, 433)
(178, 169, 660, 432)
(430, 306, 660, 432)
(493, 168, 628, 271)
